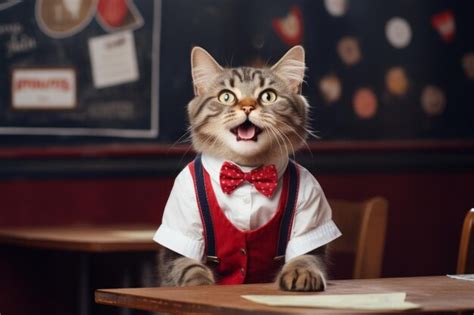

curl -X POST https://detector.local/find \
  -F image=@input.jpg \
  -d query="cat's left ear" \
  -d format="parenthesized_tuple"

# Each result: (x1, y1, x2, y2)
(271, 45, 306, 93)
(191, 46, 224, 96)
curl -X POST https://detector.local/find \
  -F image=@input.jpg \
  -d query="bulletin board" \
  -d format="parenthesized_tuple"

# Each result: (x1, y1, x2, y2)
(0, 0, 160, 138)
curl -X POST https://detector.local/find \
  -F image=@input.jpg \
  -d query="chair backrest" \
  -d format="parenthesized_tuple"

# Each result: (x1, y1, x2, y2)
(457, 209, 474, 274)
(329, 196, 388, 279)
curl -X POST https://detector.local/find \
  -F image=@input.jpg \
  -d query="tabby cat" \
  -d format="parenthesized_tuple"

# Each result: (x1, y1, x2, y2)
(155, 46, 340, 291)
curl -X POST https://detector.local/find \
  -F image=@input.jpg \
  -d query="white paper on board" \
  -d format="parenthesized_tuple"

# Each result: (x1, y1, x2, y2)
(12, 68, 76, 110)
(88, 30, 139, 88)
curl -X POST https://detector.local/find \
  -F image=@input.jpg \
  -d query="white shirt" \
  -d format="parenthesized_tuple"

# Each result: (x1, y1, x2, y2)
(154, 154, 341, 262)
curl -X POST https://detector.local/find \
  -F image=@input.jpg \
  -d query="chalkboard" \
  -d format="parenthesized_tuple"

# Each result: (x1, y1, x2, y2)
(1, 0, 473, 147)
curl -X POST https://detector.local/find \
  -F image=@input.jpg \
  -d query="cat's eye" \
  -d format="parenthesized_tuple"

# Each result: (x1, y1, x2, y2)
(259, 90, 278, 105)
(217, 90, 236, 105)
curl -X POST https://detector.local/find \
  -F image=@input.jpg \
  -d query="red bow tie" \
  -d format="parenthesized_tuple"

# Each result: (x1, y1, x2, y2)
(219, 162, 278, 198)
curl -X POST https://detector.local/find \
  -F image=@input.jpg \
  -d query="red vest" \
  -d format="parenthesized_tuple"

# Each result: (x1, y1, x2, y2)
(189, 155, 299, 284)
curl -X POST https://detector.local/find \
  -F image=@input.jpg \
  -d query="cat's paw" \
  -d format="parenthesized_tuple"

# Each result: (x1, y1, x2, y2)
(179, 264, 215, 286)
(277, 256, 326, 292)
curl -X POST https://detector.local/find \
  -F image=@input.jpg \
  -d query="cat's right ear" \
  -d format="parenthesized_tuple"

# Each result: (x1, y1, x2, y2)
(191, 47, 223, 96)
(271, 45, 306, 94)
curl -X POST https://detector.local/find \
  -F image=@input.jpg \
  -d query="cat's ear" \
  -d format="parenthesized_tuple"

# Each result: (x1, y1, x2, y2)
(271, 45, 306, 93)
(191, 46, 224, 95)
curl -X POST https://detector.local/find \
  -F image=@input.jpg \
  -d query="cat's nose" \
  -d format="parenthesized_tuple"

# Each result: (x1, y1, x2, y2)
(238, 98, 256, 115)
(242, 105, 255, 115)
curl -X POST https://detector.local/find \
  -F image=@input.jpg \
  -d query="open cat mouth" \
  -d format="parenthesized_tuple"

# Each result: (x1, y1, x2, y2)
(230, 120, 262, 142)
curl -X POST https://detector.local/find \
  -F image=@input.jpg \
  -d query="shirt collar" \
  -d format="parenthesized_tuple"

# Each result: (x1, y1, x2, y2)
(201, 153, 289, 182)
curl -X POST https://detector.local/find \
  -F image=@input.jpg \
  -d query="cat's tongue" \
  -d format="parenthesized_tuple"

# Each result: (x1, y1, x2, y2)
(237, 124, 256, 140)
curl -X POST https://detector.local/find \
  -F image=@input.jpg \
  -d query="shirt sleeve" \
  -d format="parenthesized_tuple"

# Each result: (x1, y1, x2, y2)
(285, 165, 342, 261)
(153, 166, 205, 261)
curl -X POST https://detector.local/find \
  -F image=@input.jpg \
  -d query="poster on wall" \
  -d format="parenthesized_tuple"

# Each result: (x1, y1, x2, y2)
(0, 0, 161, 138)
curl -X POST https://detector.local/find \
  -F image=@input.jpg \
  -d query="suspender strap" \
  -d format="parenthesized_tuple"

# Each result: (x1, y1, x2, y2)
(275, 160, 299, 259)
(192, 155, 217, 259)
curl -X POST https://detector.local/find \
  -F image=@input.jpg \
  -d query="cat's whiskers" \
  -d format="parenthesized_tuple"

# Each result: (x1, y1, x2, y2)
(272, 126, 291, 158)
(273, 126, 296, 159)
(286, 126, 311, 155)
(256, 116, 283, 156)
(259, 118, 289, 158)
(267, 114, 312, 155)
(303, 111, 320, 140)
(223, 110, 236, 118)
(165, 127, 197, 165)
(222, 115, 236, 122)
(304, 124, 319, 140)
(260, 113, 307, 159)
(172, 129, 192, 145)
(222, 118, 237, 125)
(263, 124, 286, 157)
(267, 122, 295, 159)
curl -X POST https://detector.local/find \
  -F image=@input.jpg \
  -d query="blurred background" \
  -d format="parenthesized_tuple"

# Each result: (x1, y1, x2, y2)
(0, 0, 473, 314)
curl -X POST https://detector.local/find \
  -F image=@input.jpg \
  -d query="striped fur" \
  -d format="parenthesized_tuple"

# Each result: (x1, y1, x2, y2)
(188, 46, 310, 166)
(157, 247, 215, 286)
(277, 246, 328, 291)
(157, 46, 328, 291)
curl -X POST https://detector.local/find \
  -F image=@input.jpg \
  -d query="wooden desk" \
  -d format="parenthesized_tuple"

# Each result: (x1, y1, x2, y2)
(0, 225, 159, 315)
(0, 225, 157, 252)
(96, 276, 474, 314)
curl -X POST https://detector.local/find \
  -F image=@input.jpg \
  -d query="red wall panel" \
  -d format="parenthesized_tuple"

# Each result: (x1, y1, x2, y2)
(0, 177, 174, 226)
(316, 172, 472, 277)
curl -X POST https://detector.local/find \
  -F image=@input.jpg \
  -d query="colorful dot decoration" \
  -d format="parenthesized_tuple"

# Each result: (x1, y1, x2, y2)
(313, 5, 472, 123)
(337, 36, 361, 66)
(462, 53, 474, 80)
(353, 88, 378, 119)
(421, 85, 446, 116)
(324, 0, 348, 17)
(386, 67, 409, 97)
(318, 74, 342, 104)
(385, 17, 412, 49)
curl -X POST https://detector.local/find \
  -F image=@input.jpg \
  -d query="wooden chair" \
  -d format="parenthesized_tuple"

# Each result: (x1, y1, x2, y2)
(329, 196, 389, 279)
(457, 208, 474, 274)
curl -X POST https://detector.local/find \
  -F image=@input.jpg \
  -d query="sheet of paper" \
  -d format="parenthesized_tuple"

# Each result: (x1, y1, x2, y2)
(447, 274, 474, 281)
(88, 30, 139, 88)
(242, 292, 421, 311)
(12, 68, 76, 110)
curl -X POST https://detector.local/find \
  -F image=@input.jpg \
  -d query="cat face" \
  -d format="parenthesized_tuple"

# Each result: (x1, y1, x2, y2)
(187, 46, 309, 166)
